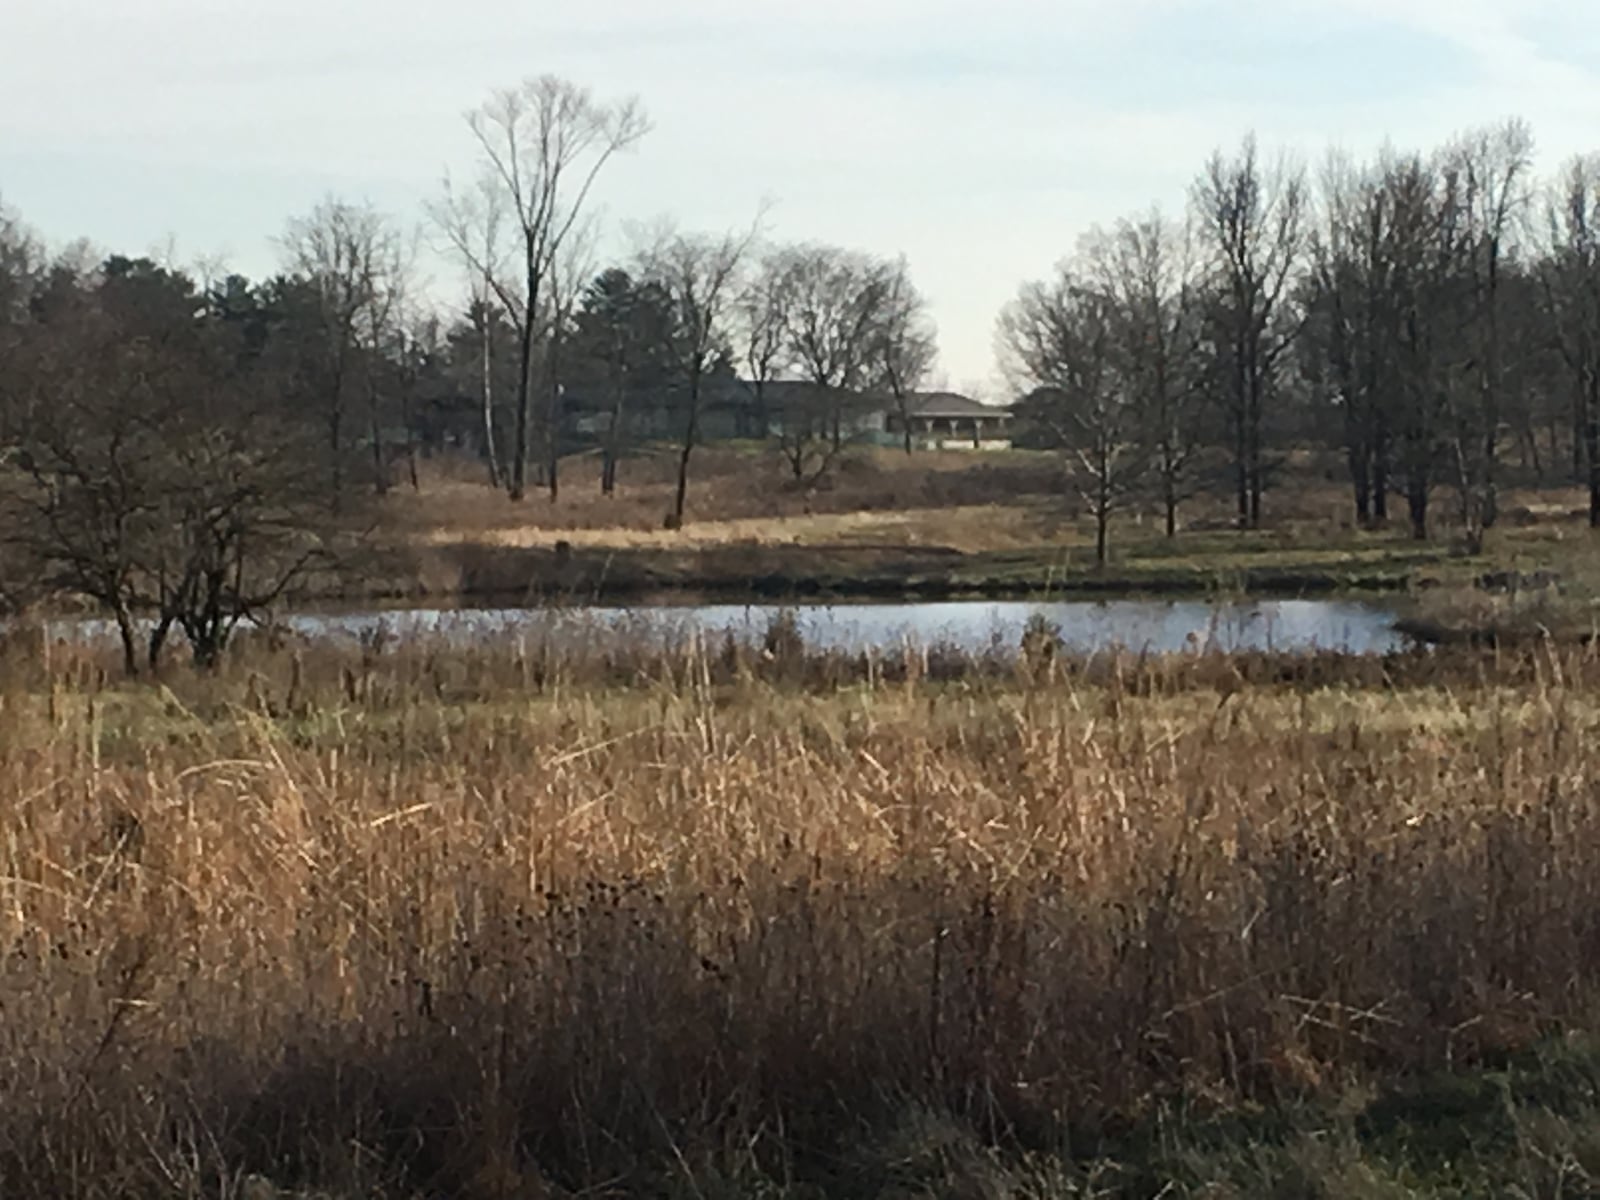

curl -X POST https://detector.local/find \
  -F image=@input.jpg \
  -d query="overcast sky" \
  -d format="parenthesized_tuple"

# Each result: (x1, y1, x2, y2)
(3, 0, 1598, 396)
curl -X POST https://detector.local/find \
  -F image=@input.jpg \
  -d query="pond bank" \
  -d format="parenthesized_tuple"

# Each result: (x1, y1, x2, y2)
(366, 539, 1433, 608)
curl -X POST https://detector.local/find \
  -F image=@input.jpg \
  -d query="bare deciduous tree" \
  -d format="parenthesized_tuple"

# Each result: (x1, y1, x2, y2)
(1306, 150, 1395, 528)
(636, 219, 760, 527)
(431, 175, 508, 487)
(1191, 135, 1307, 529)
(3, 273, 338, 673)
(774, 244, 894, 481)
(1001, 268, 1141, 565)
(279, 197, 407, 508)
(872, 256, 938, 454)
(1541, 155, 1600, 527)
(433, 75, 648, 501)
(1443, 119, 1535, 545)
(0, 200, 45, 484)
(1389, 152, 1467, 540)
(540, 220, 599, 501)
(0, 197, 42, 330)
(735, 251, 794, 442)
(1091, 211, 1204, 536)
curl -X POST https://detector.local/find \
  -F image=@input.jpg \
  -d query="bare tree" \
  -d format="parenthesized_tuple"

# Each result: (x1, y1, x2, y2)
(0, 197, 43, 329)
(392, 300, 443, 492)
(1091, 211, 1204, 536)
(1306, 150, 1395, 527)
(871, 256, 938, 454)
(361, 227, 417, 497)
(636, 219, 759, 527)
(433, 75, 648, 501)
(1001, 269, 1141, 565)
(734, 251, 794, 442)
(0, 199, 44, 471)
(1443, 119, 1535, 546)
(279, 197, 406, 508)
(4, 272, 338, 672)
(431, 175, 508, 486)
(774, 244, 894, 479)
(1390, 151, 1467, 540)
(1191, 135, 1308, 529)
(540, 219, 599, 500)
(1541, 155, 1600, 527)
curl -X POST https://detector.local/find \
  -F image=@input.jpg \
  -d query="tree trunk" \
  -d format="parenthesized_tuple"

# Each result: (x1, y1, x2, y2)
(546, 331, 564, 503)
(1164, 468, 1178, 539)
(328, 400, 344, 514)
(1577, 389, 1588, 481)
(397, 355, 421, 492)
(1234, 420, 1249, 527)
(602, 369, 625, 496)
(1481, 427, 1499, 531)
(1548, 407, 1565, 482)
(673, 437, 693, 527)
(1094, 452, 1111, 566)
(480, 320, 502, 490)
(115, 608, 138, 678)
(1585, 375, 1600, 529)
(368, 380, 388, 497)
(1407, 478, 1429, 541)
(1371, 419, 1390, 523)
(1246, 363, 1264, 530)
(1349, 442, 1371, 526)
(672, 376, 701, 528)
(147, 614, 174, 674)
(510, 314, 535, 502)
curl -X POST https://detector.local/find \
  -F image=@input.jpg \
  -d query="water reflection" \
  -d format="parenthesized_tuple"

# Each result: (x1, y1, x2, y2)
(268, 598, 1404, 656)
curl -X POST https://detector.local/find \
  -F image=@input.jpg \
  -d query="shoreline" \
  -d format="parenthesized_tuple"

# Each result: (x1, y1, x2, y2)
(348, 539, 1428, 609)
(3, 540, 1458, 630)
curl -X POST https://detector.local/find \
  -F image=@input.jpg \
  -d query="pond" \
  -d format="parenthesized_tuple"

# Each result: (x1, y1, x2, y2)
(262, 597, 1407, 656)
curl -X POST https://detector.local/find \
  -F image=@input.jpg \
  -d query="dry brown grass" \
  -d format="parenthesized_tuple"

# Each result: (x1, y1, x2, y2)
(384, 447, 1506, 564)
(391, 447, 1067, 547)
(4, 624, 1600, 1195)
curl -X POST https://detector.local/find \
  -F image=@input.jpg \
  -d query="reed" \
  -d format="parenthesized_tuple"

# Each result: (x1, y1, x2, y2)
(3, 623, 1600, 1196)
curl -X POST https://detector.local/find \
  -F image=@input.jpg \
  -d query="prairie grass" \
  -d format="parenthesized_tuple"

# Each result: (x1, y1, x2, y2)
(381, 448, 1600, 614)
(5, 621, 1600, 1195)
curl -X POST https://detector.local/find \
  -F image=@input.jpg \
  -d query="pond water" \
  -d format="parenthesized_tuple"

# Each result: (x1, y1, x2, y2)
(257, 597, 1407, 656)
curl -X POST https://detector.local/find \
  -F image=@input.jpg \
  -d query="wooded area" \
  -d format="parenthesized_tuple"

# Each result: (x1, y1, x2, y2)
(1001, 121, 1600, 563)
(2, 76, 1599, 653)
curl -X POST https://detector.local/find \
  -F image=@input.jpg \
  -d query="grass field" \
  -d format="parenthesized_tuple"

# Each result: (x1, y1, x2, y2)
(7, 617, 1600, 1195)
(375, 446, 1600, 616)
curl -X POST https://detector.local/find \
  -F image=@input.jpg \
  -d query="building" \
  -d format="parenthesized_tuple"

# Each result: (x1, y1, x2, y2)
(530, 380, 1017, 454)
(880, 392, 1015, 451)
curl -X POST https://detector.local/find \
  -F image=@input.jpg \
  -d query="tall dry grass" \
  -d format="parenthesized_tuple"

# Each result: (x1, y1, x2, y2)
(2, 623, 1600, 1195)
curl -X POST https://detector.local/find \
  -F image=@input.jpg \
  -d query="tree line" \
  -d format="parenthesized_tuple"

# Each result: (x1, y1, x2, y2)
(3, 74, 1599, 661)
(0, 75, 940, 669)
(1001, 119, 1600, 562)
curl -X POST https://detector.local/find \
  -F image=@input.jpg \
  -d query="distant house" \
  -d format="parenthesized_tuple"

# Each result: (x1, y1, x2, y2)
(881, 392, 1015, 451)
(563, 380, 1015, 452)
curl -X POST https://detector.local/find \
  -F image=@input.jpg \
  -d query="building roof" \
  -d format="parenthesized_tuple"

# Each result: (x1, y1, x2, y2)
(902, 391, 1012, 419)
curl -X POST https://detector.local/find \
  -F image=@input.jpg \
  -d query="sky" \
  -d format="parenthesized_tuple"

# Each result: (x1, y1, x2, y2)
(3, 0, 1599, 398)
